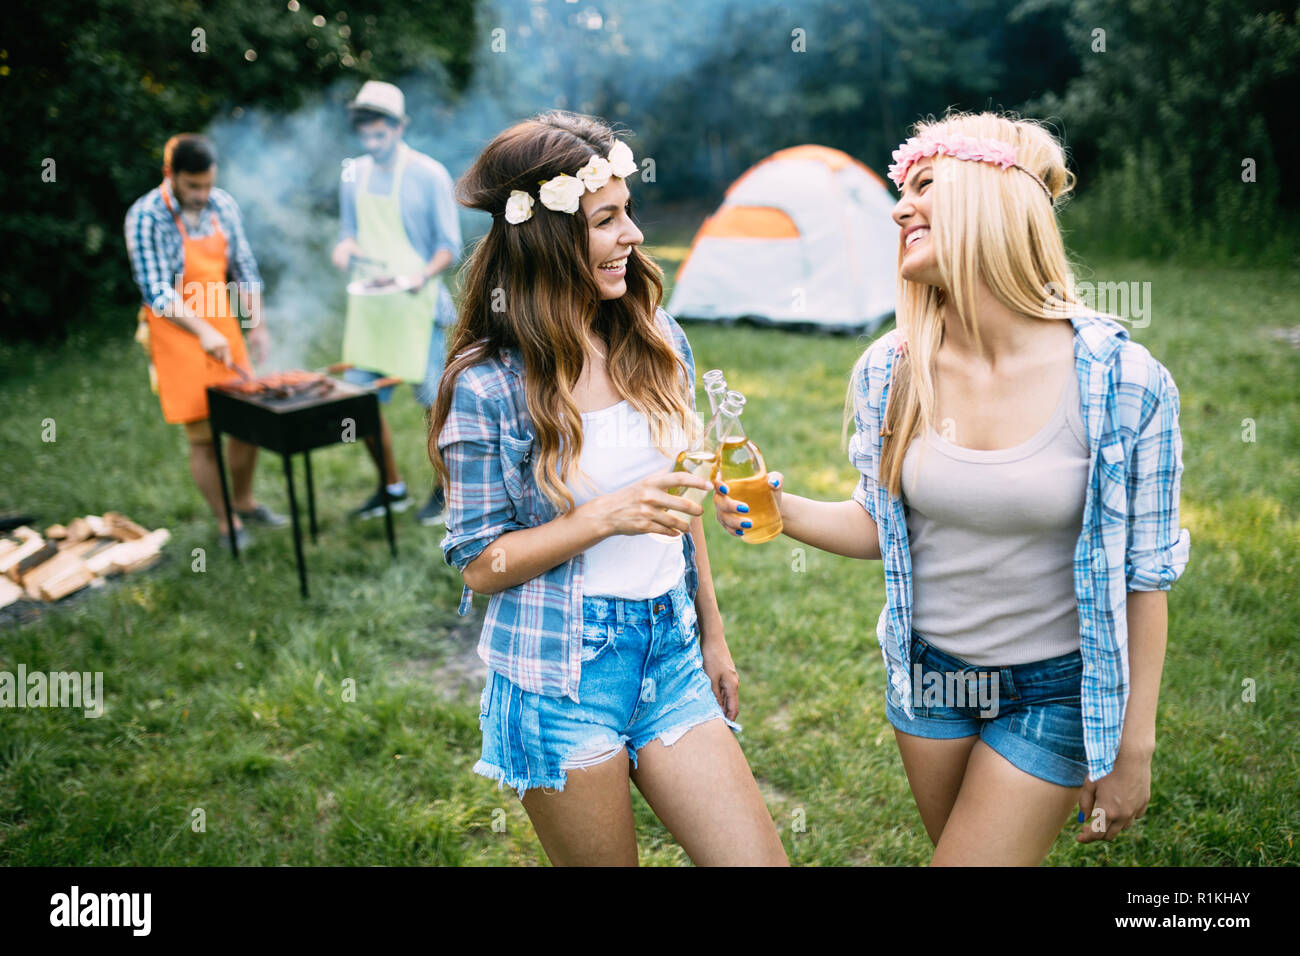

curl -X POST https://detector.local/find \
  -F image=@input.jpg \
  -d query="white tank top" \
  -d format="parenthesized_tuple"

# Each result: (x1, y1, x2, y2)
(566, 399, 687, 599)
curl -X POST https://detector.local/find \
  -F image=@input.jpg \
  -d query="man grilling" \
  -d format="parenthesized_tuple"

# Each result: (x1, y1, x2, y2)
(125, 133, 287, 550)
(331, 80, 462, 526)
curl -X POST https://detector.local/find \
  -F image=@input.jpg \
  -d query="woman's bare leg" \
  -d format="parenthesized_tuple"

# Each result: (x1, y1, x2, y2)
(929, 739, 1080, 866)
(892, 728, 981, 845)
(520, 749, 639, 866)
(629, 718, 788, 866)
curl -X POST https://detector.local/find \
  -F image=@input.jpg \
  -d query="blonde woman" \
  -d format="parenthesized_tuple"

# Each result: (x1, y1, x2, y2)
(714, 111, 1190, 865)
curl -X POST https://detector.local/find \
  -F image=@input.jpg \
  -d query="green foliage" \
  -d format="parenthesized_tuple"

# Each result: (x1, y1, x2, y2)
(0, 0, 477, 342)
(531, 0, 1080, 201)
(1023, 0, 1300, 264)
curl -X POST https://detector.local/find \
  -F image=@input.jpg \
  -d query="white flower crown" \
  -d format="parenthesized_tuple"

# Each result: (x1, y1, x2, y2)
(503, 140, 638, 225)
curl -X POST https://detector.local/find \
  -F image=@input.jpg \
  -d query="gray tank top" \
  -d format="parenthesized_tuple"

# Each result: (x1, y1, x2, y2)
(902, 370, 1089, 666)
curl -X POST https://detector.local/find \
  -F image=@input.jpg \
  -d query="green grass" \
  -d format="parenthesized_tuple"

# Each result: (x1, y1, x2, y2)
(1, 251, 1297, 865)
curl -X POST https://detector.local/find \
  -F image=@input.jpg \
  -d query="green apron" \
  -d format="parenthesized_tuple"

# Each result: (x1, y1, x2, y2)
(342, 144, 440, 382)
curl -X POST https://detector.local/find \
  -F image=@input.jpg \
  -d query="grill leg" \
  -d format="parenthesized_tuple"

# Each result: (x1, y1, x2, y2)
(304, 449, 318, 543)
(283, 453, 308, 598)
(211, 423, 238, 560)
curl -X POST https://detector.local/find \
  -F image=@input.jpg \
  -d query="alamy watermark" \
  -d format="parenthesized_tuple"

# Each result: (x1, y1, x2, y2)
(169, 274, 262, 327)
(0, 664, 104, 718)
(891, 663, 1001, 717)
(1044, 273, 1151, 328)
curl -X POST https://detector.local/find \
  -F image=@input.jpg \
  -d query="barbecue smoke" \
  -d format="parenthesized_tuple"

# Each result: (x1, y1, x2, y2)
(205, 0, 769, 372)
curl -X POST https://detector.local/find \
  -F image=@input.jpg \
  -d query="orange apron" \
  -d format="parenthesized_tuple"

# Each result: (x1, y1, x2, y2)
(135, 183, 251, 424)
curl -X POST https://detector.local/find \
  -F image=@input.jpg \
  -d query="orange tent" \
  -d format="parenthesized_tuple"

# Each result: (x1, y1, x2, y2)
(668, 145, 897, 331)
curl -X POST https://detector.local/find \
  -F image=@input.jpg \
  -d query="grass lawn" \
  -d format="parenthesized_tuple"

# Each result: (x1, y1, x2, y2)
(1, 243, 1296, 865)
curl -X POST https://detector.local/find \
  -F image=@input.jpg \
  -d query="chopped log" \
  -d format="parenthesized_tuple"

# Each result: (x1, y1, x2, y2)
(84, 529, 169, 576)
(15, 540, 58, 578)
(0, 537, 21, 562)
(22, 549, 93, 600)
(82, 542, 130, 576)
(39, 566, 94, 601)
(0, 576, 23, 609)
(23, 551, 81, 594)
(64, 538, 122, 577)
(108, 529, 171, 575)
(58, 538, 102, 559)
(104, 512, 149, 542)
(115, 549, 164, 575)
(12, 526, 42, 543)
(83, 515, 106, 537)
(1, 535, 54, 580)
(45, 523, 68, 540)
(63, 517, 95, 544)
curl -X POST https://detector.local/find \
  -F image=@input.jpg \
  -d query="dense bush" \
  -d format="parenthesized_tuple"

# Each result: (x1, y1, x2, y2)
(0, 0, 477, 343)
(1025, 0, 1299, 264)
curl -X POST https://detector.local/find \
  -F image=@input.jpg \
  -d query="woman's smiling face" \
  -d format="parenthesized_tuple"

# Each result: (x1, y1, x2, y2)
(892, 162, 941, 287)
(582, 176, 643, 300)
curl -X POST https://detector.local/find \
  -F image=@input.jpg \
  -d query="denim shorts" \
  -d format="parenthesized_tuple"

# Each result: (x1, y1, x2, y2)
(884, 632, 1088, 788)
(343, 321, 446, 407)
(473, 575, 742, 799)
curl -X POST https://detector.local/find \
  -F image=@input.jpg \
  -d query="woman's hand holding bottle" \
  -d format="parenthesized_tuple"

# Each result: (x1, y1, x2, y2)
(582, 469, 713, 538)
(713, 471, 783, 538)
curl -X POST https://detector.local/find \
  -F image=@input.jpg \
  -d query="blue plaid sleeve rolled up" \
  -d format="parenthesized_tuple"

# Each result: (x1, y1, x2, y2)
(1123, 354, 1190, 591)
(438, 365, 529, 573)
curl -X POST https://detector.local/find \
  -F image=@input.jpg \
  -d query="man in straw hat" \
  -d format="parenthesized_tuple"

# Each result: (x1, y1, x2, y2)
(331, 80, 462, 526)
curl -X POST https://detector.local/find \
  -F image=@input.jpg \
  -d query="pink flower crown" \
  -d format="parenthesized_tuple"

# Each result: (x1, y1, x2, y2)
(887, 133, 1052, 202)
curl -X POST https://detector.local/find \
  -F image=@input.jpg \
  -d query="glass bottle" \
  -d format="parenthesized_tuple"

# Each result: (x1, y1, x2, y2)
(647, 371, 728, 543)
(715, 390, 782, 543)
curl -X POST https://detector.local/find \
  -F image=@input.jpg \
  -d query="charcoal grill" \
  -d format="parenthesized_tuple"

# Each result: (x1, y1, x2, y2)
(207, 370, 398, 598)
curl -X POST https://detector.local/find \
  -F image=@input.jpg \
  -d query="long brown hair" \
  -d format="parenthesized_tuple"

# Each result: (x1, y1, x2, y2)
(428, 111, 693, 511)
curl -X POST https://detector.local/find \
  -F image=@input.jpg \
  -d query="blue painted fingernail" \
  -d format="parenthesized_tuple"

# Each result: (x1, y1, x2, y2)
(737, 503, 750, 513)
(1077, 811, 1085, 823)
(718, 484, 729, 495)
(741, 520, 752, 528)
(770, 477, 780, 487)
(735, 529, 743, 536)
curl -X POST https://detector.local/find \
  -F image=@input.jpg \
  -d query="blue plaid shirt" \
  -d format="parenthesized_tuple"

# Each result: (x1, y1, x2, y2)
(849, 312, 1190, 781)
(124, 181, 263, 314)
(438, 308, 701, 702)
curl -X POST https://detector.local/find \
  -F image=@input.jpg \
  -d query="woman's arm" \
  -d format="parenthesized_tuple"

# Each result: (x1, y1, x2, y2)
(1076, 589, 1165, 843)
(1118, 590, 1166, 760)
(776, 490, 882, 561)
(462, 470, 713, 594)
(1078, 352, 1185, 841)
(689, 513, 724, 643)
(713, 473, 882, 560)
(689, 510, 742, 719)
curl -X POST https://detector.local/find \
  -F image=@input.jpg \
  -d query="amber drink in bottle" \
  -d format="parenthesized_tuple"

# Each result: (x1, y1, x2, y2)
(715, 390, 782, 543)
(648, 370, 729, 543)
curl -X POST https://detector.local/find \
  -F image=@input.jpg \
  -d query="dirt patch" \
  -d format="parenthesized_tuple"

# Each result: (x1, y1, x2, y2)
(763, 705, 793, 732)
(1263, 326, 1300, 349)
(392, 608, 488, 704)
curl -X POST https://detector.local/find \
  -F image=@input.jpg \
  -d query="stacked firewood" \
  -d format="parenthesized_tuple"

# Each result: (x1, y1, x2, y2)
(0, 513, 170, 608)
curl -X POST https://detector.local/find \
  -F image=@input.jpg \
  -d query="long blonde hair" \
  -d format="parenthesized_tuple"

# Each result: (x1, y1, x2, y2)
(848, 110, 1091, 499)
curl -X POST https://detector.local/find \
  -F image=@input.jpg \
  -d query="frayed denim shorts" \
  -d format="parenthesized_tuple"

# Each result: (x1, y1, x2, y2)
(473, 574, 741, 799)
(884, 632, 1088, 788)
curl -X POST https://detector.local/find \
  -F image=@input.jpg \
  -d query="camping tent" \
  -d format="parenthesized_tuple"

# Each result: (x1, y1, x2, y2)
(667, 145, 898, 332)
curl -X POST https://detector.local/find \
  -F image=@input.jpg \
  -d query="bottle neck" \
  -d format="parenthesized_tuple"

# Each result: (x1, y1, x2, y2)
(714, 402, 746, 444)
(703, 371, 727, 416)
